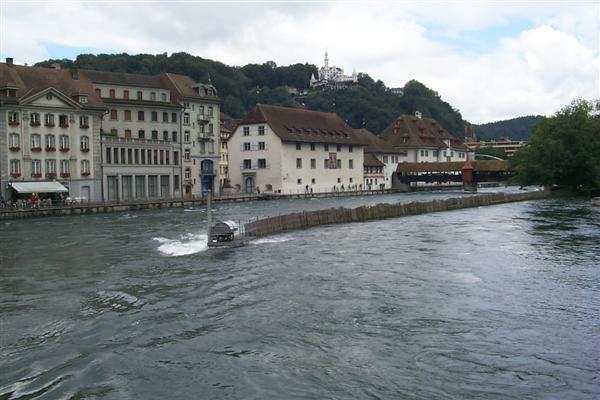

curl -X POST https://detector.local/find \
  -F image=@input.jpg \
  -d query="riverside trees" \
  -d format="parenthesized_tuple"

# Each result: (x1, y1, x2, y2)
(512, 99, 600, 193)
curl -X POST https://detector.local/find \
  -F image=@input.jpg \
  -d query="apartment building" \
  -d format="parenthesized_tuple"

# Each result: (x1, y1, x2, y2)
(380, 112, 469, 163)
(0, 59, 106, 202)
(228, 104, 368, 193)
(163, 74, 221, 196)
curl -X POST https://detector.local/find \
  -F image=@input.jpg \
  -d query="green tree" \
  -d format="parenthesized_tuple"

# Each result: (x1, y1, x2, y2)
(512, 99, 600, 192)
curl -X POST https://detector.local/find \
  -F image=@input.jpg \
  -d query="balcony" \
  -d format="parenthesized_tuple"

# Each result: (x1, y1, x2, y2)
(240, 162, 270, 170)
(197, 115, 210, 124)
(240, 143, 269, 151)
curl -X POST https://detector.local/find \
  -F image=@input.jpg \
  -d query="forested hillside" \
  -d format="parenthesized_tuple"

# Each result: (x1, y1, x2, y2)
(36, 52, 465, 134)
(475, 115, 543, 141)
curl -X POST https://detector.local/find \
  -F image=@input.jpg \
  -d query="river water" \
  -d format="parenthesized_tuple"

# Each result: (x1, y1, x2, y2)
(1, 190, 599, 399)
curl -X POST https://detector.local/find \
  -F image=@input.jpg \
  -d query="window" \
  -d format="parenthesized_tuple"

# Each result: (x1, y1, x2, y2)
(151, 111, 158, 122)
(162, 93, 167, 102)
(134, 149, 139, 164)
(184, 149, 191, 161)
(349, 177, 353, 183)
(109, 89, 115, 98)
(297, 178, 302, 185)
(46, 159, 56, 175)
(451, 151, 454, 157)
(45, 113, 55, 126)
(95, 88, 101, 97)
(185, 168, 191, 179)
(163, 131, 169, 141)
(311, 158, 316, 169)
(296, 143, 301, 150)
(174, 175, 179, 190)
(174, 151, 179, 165)
(128, 149, 133, 164)
(420, 150, 424, 157)
(152, 130, 158, 140)
(184, 131, 191, 143)
(349, 145, 353, 153)
(58, 115, 69, 127)
(165, 151, 170, 165)
(324, 144, 329, 151)
(80, 115, 89, 128)
(208, 123, 214, 135)
(337, 177, 341, 183)
(296, 158, 302, 169)
(8, 111, 19, 125)
(243, 142, 251, 151)
(183, 113, 190, 125)
(310, 143, 315, 151)
(137, 111, 145, 121)
(199, 105, 205, 116)
(123, 90, 129, 99)
(258, 142, 266, 150)
(243, 159, 252, 169)
(60, 160, 70, 176)
(124, 129, 132, 138)
(172, 131, 178, 142)
(81, 160, 90, 175)
(243, 127, 250, 136)
(31, 134, 41, 149)
(9, 133, 20, 149)
(311, 178, 316, 184)
(337, 159, 342, 169)
(324, 159, 328, 168)
(137, 91, 143, 100)
(337, 144, 342, 152)
(258, 126, 265, 135)
(150, 92, 156, 101)
(163, 112, 169, 122)
(110, 109, 118, 120)
(425, 150, 429, 156)
(138, 130, 145, 139)
(30, 113, 40, 126)
(171, 113, 177, 123)
(349, 159, 354, 169)
(60, 135, 70, 151)
(45, 134, 55, 149)
(208, 106, 213, 117)
(31, 159, 41, 176)
(10, 159, 21, 175)
(258, 158, 267, 169)
(433, 150, 439, 157)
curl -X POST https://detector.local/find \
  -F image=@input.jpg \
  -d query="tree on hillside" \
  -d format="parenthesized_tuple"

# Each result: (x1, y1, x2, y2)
(512, 99, 600, 192)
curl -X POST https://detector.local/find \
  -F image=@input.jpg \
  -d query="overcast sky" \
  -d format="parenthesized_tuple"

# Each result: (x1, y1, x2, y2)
(1, 0, 598, 123)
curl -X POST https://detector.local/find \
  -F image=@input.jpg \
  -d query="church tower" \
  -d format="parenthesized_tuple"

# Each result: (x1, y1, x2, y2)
(324, 52, 329, 69)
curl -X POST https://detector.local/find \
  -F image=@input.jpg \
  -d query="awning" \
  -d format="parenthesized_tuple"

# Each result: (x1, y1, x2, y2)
(9, 181, 69, 194)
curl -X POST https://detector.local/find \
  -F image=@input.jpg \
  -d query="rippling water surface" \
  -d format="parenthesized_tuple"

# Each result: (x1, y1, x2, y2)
(1, 191, 599, 399)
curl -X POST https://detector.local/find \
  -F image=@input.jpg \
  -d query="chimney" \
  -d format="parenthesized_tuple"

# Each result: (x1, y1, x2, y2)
(6, 57, 13, 67)
(51, 62, 61, 70)
(70, 67, 79, 80)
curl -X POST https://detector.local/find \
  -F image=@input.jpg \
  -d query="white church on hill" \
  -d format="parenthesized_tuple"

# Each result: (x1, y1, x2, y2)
(310, 52, 358, 90)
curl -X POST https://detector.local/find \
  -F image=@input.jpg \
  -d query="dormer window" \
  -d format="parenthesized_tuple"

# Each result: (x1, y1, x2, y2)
(150, 92, 156, 101)
(2, 87, 17, 97)
(162, 93, 167, 102)
(78, 95, 88, 104)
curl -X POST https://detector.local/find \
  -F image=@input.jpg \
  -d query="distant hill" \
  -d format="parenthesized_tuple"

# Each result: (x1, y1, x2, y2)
(36, 52, 465, 135)
(475, 115, 543, 141)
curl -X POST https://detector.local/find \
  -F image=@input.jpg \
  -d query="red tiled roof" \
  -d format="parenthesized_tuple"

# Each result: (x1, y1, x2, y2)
(0, 63, 105, 109)
(239, 104, 369, 145)
(380, 115, 468, 151)
(364, 153, 385, 167)
(162, 73, 219, 103)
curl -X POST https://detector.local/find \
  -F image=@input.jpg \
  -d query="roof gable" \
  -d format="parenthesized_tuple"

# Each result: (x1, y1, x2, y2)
(21, 87, 82, 109)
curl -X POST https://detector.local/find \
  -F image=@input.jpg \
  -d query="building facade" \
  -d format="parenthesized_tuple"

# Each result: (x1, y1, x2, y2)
(0, 60, 106, 202)
(228, 104, 367, 194)
(84, 70, 183, 201)
(163, 73, 220, 197)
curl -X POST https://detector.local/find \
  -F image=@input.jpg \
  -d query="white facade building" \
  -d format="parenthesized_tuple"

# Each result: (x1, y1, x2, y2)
(228, 104, 367, 194)
(310, 52, 358, 90)
(0, 60, 105, 202)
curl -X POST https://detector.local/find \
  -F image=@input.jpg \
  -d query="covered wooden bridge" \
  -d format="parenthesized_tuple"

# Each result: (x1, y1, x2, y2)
(394, 160, 511, 186)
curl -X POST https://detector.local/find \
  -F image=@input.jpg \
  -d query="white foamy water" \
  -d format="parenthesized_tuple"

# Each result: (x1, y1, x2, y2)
(153, 233, 208, 256)
(250, 236, 292, 245)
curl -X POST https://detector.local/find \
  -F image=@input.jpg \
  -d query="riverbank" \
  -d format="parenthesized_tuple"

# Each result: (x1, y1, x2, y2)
(0, 188, 399, 220)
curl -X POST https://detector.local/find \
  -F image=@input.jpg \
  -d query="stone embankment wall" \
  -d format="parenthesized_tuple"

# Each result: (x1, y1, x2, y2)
(244, 190, 549, 238)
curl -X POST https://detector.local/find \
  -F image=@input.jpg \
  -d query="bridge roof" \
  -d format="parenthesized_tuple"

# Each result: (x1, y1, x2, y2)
(396, 160, 509, 173)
